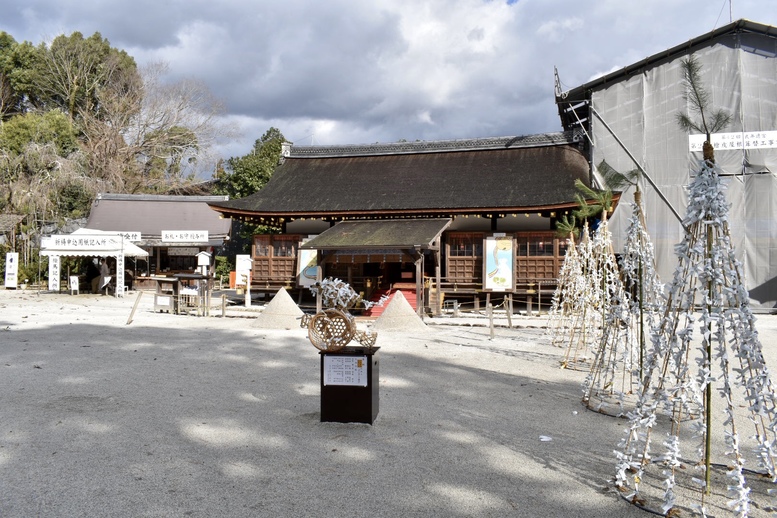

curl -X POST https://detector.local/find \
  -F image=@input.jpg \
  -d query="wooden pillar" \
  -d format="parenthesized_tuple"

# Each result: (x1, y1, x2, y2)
(506, 293, 513, 328)
(433, 239, 442, 316)
(315, 251, 325, 313)
(526, 283, 536, 316)
(415, 254, 423, 318)
(537, 280, 542, 314)
(434, 263, 442, 316)
(487, 303, 494, 339)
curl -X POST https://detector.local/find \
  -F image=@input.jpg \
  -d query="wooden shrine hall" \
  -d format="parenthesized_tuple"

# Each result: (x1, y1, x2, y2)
(208, 131, 617, 316)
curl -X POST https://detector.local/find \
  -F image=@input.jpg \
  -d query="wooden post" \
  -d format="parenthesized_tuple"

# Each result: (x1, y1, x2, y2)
(415, 255, 423, 318)
(506, 293, 513, 328)
(537, 281, 542, 314)
(435, 264, 442, 316)
(221, 294, 227, 317)
(316, 264, 323, 314)
(126, 291, 143, 325)
(487, 303, 494, 340)
(204, 277, 211, 317)
(526, 283, 536, 316)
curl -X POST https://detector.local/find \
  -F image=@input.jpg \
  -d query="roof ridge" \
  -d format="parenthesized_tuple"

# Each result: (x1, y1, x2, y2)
(287, 131, 579, 158)
(96, 194, 229, 202)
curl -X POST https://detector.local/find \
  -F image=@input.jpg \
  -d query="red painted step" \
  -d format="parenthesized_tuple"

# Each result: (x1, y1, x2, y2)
(363, 289, 417, 317)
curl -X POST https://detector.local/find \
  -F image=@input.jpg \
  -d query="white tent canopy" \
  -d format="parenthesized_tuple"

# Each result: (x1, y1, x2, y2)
(40, 229, 149, 297)
(40, 228, 149, 258)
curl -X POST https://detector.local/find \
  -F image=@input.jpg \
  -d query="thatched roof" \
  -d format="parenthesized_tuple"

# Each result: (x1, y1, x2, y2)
(209, 132, 592, 221)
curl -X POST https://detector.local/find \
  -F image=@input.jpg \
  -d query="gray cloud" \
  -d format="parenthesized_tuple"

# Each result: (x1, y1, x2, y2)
(2, 0, 775, 164)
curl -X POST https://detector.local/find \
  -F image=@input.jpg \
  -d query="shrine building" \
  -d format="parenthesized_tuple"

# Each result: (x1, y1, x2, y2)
(208, 131, 614, 315)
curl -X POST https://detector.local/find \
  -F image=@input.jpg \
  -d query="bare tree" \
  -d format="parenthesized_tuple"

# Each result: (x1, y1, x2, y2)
(79, 61, 237, 192)
(129, 62, 236, 185)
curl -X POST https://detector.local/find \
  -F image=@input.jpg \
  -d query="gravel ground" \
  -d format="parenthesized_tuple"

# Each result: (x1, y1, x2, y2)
(1, 288, 776, 517)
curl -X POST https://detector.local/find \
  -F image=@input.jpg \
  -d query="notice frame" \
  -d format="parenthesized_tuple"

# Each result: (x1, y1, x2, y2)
(483, 233, 515, 292)
(323, 355, 368, 387)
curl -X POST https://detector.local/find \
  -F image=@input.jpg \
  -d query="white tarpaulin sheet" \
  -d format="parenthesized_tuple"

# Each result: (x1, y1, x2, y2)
(590, 32, 777, 310)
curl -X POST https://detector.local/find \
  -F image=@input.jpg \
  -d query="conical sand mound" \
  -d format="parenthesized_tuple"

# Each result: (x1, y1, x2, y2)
(373, 290, 428, 332)
(254, 288, 304, 329)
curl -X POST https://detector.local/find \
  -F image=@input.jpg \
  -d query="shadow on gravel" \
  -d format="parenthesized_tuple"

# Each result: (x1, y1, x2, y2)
(1, 319, 644, 517)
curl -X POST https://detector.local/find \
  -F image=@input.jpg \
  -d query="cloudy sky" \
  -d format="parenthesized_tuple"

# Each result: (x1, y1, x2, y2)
(2, 0, 775, 165)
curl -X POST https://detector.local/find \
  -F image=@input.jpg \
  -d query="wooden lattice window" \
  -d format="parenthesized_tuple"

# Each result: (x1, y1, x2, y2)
(273, 235, 298, 257)
(445, 232, 484, 283)
(252, 234, 301, 284)
(515, 232, 563, 281)
(254, 235, 271, 257)
(448, 233, 484, 257)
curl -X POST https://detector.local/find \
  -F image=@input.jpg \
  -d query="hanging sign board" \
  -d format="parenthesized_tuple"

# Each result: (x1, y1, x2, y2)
(43, 234, 122, 251)
(5, 252, 18, 288)
(168, 247, 200, 256)
(235, 254, 252, 287)
(689, 131, 777, 152)
(297, 236, 318, 288)
(48, 256, 61, 291)
(323, 355, 368, 386)
(115, 231, 141, 241)
(162, 230, 208, 243)
(483, 234, 514, 292)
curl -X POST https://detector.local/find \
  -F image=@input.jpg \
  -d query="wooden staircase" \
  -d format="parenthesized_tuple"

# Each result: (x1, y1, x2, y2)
(363, 288, 417, 317)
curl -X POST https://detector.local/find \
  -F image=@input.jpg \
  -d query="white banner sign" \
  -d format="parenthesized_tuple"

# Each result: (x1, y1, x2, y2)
(235, 254, 252, 286)
(162, 230, 208, 243)
(484, 234, 514, 292)
(689, 131, 777, 152)
(5, 252, 18, 288)
(116, 231, 141, 241)
(44, 234, 122, 251)
(297, 236, 318, 288)
(49, 256, 60, 291)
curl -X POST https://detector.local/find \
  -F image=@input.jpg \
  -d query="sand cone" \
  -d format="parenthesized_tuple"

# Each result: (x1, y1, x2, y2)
(373, 290, 427, 332)
(254, 288, 304, 329)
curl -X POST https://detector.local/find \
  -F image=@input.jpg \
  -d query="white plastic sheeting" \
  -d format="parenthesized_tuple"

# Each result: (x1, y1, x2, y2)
(590, 32, 777, 310)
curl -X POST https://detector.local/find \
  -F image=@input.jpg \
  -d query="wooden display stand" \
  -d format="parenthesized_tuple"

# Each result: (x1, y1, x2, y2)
(174, 273, 212, 316)
(320, 346, 380, 424)
(152, 276, 179, 313)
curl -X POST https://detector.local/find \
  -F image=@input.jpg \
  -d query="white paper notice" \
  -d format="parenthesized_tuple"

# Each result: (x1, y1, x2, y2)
(323, 355, 368, 387)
